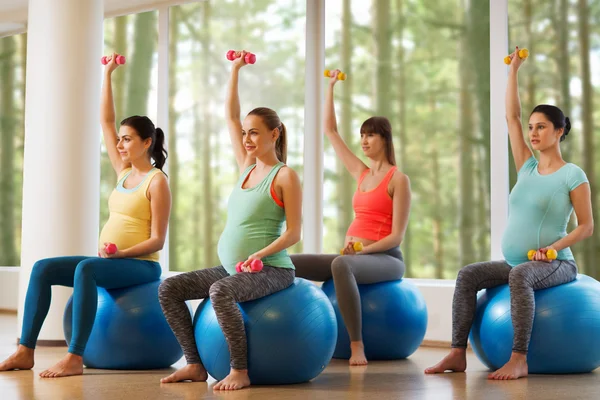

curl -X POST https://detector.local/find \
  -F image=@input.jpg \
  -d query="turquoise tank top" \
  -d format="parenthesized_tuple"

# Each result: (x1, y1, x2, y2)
(217, 162, 294, 275)
(501, 156, 588, 266)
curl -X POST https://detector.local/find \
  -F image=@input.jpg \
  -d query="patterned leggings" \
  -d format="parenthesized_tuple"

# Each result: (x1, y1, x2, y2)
(452, 259, 577, 353)
(158, 265, 294, 370)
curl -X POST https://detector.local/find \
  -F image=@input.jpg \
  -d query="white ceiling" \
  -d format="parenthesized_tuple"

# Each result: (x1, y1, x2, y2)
(0, 0, 198, 36)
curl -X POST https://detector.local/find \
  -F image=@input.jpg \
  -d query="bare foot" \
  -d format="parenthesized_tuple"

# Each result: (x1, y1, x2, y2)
(488, 353, 528, 380)
(0, 345, 35, 371)
(349, 341, 368, 366)
(160, 364, 208, 383)
(424, 348, 467, 374)
(39, 353, 83, 378)
(213, 369, 251, 391)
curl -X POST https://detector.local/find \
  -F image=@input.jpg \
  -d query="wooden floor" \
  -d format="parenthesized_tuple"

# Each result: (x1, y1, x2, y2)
(0, 312, 598, 399)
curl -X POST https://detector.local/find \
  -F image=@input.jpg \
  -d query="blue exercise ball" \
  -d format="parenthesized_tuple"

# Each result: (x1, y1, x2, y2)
(321, 279, 428, 360)
(469, 274, 600, 374)
(193, 278, 337, 384)
(63, 279, 184, 369)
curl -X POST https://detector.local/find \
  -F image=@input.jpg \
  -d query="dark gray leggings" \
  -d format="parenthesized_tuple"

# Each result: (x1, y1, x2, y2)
(290, 247, 405, 342)
(158, 265, 294, 370)
(452, 259, 578, 353)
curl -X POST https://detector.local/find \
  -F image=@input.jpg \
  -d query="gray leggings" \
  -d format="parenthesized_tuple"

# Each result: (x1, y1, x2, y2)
(158, 265, 294, 370)
(452, 259, 577, 353)
(290, 247, 405, 342)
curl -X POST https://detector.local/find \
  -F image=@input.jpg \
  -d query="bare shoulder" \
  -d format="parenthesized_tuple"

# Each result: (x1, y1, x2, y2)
(392, 170, 410, 186)
(147, 171, 170, 199)
(275, 165, 301, 186)
(389, 170, 411, 196)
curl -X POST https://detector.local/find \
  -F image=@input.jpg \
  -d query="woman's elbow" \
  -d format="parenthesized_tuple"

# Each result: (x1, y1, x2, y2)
(288, 230, 301, 245)
(585, 222, 594, 238)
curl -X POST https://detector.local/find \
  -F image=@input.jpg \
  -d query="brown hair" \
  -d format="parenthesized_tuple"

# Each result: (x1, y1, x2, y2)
(360, 116, 396, 165)
(247, 107, 287, 163)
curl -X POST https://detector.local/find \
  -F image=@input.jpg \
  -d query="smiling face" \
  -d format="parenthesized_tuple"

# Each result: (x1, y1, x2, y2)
(241, 114, 279, 158)
(528, 112, 564, 151)
(360, 132, 386, 158)
(116, 125, 152, 163)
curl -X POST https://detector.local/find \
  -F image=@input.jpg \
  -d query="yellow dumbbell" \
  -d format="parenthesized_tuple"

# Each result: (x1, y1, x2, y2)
(324, 69, 346, 81)
(340, 241, 364, 254)
(504, 48, 529, 65)
(527, 248, 557, 261)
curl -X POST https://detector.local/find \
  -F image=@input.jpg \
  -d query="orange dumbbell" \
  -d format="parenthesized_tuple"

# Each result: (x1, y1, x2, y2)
(324, 69, 346, 81)
(527, 248, 557, 261)
(340, 241, 363, 255)
(504, 48, 529, 65)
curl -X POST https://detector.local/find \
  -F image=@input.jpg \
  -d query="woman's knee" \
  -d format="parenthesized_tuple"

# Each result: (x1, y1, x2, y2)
(455, 262, 487, 289)
(509, 264, 533, 287)
(208, 280, 232, 302)
(158, 276, 179, 303)
(331, 256, 352, 279)
(30, 259, 56, 281)
(73, 259, 98, 282)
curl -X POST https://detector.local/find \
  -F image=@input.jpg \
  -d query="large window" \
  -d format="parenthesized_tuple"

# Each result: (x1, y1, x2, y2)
(0, 33, 27, 267)
(100, 12, 159, 227)
(509, 0, 600, 279)
(324, 1, 491, 279)
(168, 1, 306, 272)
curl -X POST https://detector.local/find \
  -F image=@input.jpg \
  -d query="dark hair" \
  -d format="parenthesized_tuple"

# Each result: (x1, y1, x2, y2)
(530, 104, 571, 142)
(120, 116, 168, 170)
(360, 116, 396, 165)
(247, 107, 287, 163)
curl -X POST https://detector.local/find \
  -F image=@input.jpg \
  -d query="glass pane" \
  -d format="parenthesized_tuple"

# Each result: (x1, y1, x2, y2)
(100, 12, 159, 228)
(509, 0, 599, 280)
(168, 1, 306, 272)
(0, 33, 27, 267)
(324, 1, 491, 278)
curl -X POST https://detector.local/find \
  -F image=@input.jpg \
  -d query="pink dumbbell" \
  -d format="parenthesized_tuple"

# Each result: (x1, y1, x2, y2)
(235, 259, 264, 273)
(226, 50, 256, 65)
(105, 243, 118, 255)
(101, 55, 126, 65)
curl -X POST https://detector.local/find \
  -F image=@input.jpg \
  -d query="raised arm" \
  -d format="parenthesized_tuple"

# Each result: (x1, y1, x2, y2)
(324, 70, 368, 180)
(226, 51, 252, 173)
(101, 53, 129, 176)
(505, 46, 533, 173)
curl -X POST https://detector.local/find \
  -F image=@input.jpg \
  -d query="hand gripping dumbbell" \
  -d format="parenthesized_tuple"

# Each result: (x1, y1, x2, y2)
(504, 48, 529, 65)
(226, 50, 256, 64)
(527, 248, 557, 261)
(235, 259, 264, 273)
(101, 55, 126, 65)
(324, 69, 346, 80)
(340, 241, 363, 255)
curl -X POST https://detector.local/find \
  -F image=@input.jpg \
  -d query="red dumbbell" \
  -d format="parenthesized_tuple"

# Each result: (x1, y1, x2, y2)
(226, 50, 256, 65)
(101, 55, 126, 65)
(105, 243, 118, 255)
(235, 259, 264, 273)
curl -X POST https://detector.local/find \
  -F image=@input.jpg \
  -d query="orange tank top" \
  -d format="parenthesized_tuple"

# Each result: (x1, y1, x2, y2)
(346, 167, 396, 241)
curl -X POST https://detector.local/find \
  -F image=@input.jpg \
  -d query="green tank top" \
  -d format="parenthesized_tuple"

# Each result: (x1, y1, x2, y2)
(217, 162, 294, 275)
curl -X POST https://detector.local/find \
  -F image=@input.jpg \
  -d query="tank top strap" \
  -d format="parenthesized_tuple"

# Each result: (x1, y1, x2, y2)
(258, 162, 285, 192)
(140, 168, 163, 196)
(357, 168, 370, 189)
(381, 166, 398, 185)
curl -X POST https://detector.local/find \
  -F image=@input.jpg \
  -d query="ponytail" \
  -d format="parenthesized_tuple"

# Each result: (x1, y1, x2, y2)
(276, 123, 287, 164)
(151, 127, 168, 170)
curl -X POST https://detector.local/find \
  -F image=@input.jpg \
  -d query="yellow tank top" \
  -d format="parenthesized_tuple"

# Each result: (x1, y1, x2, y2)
(98, 168, 163, 261)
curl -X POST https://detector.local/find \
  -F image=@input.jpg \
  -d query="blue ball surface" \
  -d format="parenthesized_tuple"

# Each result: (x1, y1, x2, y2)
(193, 278, 337, 384)
(64, 279, 183, 369)
(470, 274, 600, 374)
(321, 279, 428, 360)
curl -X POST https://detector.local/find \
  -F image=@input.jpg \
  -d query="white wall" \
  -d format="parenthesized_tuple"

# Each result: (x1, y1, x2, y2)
(0, 268, 19, 311)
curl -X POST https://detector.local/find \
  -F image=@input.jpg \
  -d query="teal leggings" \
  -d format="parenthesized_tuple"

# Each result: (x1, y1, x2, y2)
(19, 256, 161, 356)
